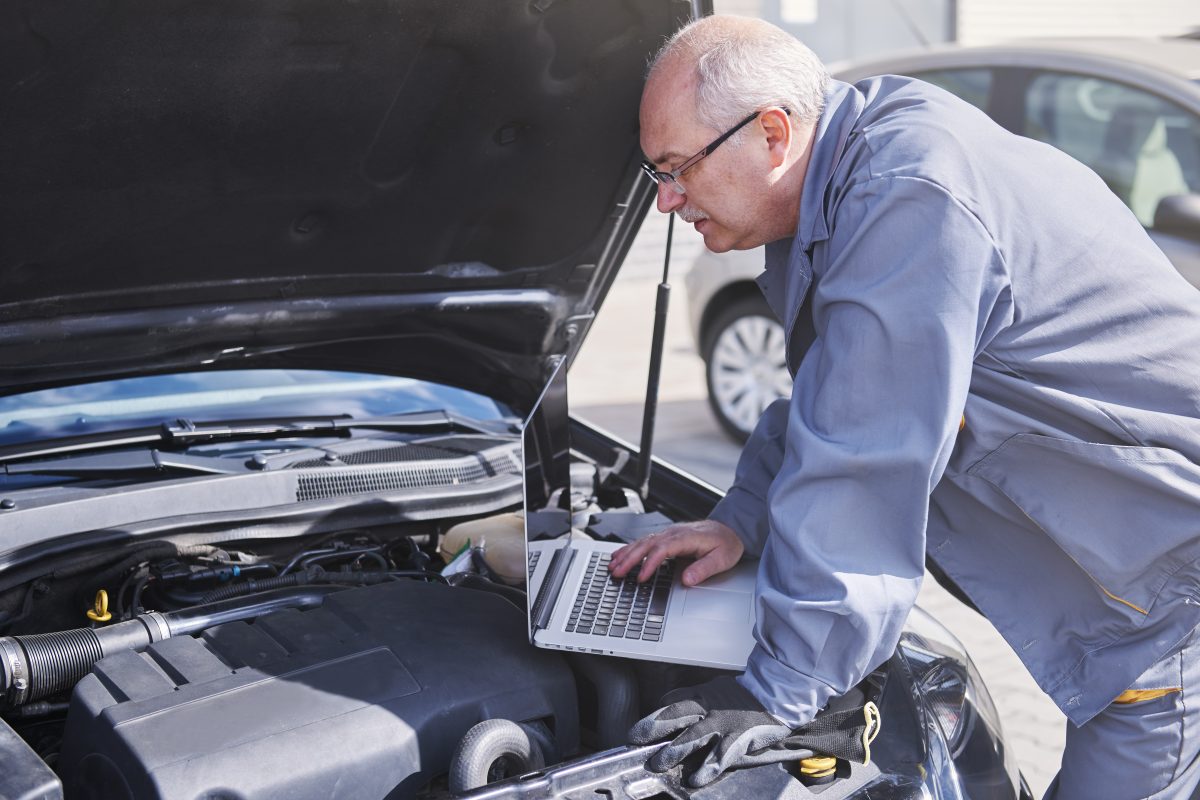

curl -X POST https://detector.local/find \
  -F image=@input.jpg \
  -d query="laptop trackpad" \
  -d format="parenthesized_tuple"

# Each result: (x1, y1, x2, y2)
(682, 588, 750, 622)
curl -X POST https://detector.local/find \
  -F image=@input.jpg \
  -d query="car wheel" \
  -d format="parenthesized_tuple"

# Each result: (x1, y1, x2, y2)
(702, 295, 792, 442)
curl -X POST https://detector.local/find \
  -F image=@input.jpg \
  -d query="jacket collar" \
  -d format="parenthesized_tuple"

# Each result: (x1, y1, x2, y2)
(764, 79, 864, 274)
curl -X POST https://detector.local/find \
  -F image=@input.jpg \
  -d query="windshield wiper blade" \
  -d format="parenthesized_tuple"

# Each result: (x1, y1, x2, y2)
(329, 411, 495, 435)
(0, 415, 351, 465)
(5, 450, 253, 477)
(159, 415, 350, 443)
(160, 410, 492, 441)
(0, 410, 493, 465)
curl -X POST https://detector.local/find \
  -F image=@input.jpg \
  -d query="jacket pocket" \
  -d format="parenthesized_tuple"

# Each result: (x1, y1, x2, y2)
(968, 433, 1200, 616)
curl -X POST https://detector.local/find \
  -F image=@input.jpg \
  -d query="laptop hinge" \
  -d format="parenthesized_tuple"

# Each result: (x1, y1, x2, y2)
(531, 545, 577, 632)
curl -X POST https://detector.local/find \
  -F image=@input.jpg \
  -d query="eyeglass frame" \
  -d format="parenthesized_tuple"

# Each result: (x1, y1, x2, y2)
(640, 107, 790, 195)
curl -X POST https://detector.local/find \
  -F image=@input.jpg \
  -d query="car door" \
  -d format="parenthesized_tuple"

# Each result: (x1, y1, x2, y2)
(908, 64, 1200, 286)
(1014, 69, 1200, 285)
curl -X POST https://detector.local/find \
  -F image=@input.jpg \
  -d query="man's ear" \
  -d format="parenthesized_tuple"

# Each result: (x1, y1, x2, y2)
(759, 107, 792, 168)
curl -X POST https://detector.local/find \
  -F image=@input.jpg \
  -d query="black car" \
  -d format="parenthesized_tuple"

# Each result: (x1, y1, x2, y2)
(0, 2, 1028, 798)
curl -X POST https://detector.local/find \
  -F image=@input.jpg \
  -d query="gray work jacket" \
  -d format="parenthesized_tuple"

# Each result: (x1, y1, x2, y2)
(709, 76, 1200, 728)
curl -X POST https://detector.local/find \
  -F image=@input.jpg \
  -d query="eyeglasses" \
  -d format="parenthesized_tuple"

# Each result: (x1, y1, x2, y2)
(640, 107, 789, 195)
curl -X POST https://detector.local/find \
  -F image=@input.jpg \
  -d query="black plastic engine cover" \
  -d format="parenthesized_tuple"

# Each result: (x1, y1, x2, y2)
(58, 580, 578, 799)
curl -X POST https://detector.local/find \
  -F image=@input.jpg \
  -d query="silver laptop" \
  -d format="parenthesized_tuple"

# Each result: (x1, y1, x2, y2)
(521, 359, 757, 670)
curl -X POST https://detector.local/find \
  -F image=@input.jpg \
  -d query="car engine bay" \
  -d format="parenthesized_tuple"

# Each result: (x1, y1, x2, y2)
(0, 425, 910, 800)
(0, 445, 757, 800)
(58, 578, 576, 799)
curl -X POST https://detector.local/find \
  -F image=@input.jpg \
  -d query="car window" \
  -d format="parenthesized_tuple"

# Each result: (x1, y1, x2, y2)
(1023, 71, 1200, 228)
(910, 68, 992, 113)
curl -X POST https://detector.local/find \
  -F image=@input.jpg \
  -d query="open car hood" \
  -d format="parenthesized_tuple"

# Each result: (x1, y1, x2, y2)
(0, 0, 689, 414)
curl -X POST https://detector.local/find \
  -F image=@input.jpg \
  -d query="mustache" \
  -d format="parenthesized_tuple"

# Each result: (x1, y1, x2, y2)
(676, 206, 708, 223)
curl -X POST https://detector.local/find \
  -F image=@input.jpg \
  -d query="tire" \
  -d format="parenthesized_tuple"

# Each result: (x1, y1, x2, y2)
(701, 294, 791, 443)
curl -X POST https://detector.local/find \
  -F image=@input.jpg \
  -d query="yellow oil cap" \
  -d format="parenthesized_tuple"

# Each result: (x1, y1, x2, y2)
(798, 756, 837, 779)
(86, 589, 112, 622)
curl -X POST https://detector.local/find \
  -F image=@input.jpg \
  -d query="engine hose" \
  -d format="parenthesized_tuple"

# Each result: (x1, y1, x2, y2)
(0, 586, 341, 707)
(568, 654, 639, 749)
(448, 719, 546, 794)
(82, 544, 219, 590)
(198, 567, 395, 604)
(162, 586, 342, 636)
(199, 567, 323, 604)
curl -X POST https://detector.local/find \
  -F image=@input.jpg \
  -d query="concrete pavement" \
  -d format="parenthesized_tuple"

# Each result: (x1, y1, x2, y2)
(571, 210, 1067, 797)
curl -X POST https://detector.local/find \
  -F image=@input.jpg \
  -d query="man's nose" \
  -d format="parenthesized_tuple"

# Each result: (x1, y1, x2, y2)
(656, 181, 686, 214)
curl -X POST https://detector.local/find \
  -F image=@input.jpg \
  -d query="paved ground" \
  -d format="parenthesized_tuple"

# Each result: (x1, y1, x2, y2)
(571, 211, 1067, 797)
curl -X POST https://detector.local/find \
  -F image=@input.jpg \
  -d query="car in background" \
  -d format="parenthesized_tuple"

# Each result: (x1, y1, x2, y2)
(688, 37, 1200, 440)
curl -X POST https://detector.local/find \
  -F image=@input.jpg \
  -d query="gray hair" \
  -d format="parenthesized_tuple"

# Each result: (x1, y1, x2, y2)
(649, 15, 829, 137)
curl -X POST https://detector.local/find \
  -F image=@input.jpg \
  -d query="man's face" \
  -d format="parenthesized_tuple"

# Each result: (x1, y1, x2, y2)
(639, 62, 773, 253)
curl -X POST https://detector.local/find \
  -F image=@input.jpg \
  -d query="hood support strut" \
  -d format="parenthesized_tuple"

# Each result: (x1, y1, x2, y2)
(635, 213, 674, 500)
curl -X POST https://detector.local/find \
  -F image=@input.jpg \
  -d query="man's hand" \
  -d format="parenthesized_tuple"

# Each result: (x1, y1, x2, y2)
(608, 519, 743, 586)
(629, 676, 791, 787)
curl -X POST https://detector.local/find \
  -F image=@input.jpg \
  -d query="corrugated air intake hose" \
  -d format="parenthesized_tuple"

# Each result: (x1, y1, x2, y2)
(0, 586, 342, 707)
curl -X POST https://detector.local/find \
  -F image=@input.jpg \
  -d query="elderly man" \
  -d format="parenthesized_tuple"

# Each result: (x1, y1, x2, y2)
(609, 14, 1200, 799)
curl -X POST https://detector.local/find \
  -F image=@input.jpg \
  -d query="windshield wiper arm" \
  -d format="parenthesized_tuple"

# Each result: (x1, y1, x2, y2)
(0, 410, 493, 466)
(159, 415, 350, 444)
(5, 450, 253, 478)
(0, 415, 352, 465)
(158, 410, 491, 442)
(328, 411, 494, 435)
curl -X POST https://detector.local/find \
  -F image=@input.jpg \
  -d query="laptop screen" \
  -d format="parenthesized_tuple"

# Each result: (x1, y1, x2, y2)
(521, 357, 574, 643)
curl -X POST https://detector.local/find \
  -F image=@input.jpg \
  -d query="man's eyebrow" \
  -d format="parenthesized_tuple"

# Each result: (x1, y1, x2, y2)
(644, 149, 688, 167)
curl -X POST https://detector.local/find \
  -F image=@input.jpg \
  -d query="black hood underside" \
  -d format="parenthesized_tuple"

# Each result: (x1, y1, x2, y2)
(0, 0, 687, 411)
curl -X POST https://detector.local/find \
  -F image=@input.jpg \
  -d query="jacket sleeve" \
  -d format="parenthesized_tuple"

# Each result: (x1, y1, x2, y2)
(734, 175, 1010, 727)
(709, 398, 790, 557)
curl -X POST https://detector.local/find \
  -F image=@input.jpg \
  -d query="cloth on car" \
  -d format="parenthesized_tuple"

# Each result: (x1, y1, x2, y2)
(631, 676, 880, 787)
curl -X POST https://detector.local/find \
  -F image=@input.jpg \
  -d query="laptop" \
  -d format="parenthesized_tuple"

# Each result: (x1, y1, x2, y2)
(521, 359, 758, 670)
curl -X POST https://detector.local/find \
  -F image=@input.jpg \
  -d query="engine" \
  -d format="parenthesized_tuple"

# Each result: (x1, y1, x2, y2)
(56, 580, 577, 799)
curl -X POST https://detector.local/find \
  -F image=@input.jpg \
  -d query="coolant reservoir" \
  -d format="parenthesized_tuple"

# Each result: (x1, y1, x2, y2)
(440, 513, 528, 584)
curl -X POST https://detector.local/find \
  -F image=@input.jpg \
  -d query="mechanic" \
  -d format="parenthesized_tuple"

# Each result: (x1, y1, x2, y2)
(609, 14, 1200, 799)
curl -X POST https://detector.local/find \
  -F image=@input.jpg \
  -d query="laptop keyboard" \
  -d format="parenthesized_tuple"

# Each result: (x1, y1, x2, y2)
(566, 552, 672, 642)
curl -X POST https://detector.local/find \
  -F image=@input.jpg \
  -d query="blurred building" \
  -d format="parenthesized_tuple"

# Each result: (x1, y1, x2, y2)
(715, 0, 1200, 63)
(958, 0, 1200, 46)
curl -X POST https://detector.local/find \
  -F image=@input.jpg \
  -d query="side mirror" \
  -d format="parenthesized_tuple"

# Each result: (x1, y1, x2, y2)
(1154, 194, 1200, 242)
